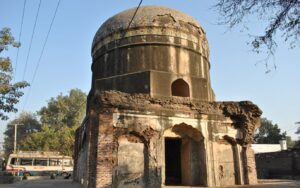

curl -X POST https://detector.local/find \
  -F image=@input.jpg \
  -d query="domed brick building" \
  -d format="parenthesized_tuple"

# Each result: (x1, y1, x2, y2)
(74, 6, 262, 188)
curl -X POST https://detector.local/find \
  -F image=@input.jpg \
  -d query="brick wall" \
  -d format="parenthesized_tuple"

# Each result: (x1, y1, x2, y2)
(88, 110, 100, 188)
(95, 112, 114, 188)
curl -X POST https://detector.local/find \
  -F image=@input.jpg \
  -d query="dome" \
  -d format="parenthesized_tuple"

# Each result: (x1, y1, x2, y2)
(90, 6, 214, 102)
(92, 5, 207, 51)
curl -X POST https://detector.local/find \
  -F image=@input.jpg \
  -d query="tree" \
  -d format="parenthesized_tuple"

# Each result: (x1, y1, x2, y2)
(254, 117, 286, 144)
(0, 28, 29, 120)
(21, 89, 86, 156)
(215, 1, 299, 58)
(20, 125, 77, 156)
(3, 112, 41, 155)
(38, 88, 86, 128)
(293, 122, 300, 148)
(286, 136, 296, 148)
(20, 125, 57, 152)
(295, 121, 300, 134)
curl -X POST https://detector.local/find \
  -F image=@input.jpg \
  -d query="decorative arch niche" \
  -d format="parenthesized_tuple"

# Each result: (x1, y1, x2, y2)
(115, 133, 148, 187)
(171, 79, 190, 97)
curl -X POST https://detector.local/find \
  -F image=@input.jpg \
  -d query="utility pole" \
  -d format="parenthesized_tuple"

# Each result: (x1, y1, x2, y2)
(10, 124, 23, 153)
(14, 124, 17, 153)
(0, 141, 4, 157)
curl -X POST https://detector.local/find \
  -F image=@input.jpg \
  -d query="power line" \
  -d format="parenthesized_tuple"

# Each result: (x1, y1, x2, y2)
(123, 0, 143, 37)
(286, 126, 300, 133)
(21, 0, 42, 81)
(22, 0, 61, 111)
(14, 0, 27, 82)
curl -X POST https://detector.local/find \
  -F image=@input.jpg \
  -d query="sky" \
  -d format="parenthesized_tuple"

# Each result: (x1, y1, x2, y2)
(0, 0, 299, 142)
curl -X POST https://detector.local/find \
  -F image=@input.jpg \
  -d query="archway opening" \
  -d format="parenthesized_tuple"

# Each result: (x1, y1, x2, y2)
(163, 123, 207, 187)
(171, 79, 190, 97)
(165, 138, 182, 185)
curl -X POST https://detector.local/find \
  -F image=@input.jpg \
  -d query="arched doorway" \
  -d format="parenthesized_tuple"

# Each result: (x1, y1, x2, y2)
(171, 79, 190, 97)
(163, 123, 207, 186)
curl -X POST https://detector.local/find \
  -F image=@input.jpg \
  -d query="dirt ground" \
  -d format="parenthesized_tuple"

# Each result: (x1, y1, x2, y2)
(0, 179, 299, 188)
(0, 179, 82, 188)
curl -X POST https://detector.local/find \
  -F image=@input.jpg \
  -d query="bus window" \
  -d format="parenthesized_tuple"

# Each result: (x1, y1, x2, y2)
(20, 158, 33, 166)
(49, 159, 60, 166)
(10, 158, 17, 165)
(63, 159, 73, 167)
(34, 159, 48, 166)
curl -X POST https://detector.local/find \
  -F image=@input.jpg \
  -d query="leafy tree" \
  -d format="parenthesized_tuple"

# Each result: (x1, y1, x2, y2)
(20, 125, 77, 156)
(254, 117, 286, 144)
(3, 112, 41, 155)
(0, 28, 29, 120)
(215, 1, 299, 57)
(38, 88, 86, 128)
(20, 89, 86, 156)
(20, 125, 58, 152)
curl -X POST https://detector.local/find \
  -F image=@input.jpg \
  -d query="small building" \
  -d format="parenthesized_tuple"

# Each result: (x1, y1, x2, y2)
(73, 6, 262, 188)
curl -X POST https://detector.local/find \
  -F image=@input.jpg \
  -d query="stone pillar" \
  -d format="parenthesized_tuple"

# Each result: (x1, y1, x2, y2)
(242, 146, 257, 185)
(205, 140, 215, 187)
(232, 145, 242, 185)
(236, 145, 245, 185)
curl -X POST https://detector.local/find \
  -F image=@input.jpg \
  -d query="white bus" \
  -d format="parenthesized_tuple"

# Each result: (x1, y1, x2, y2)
(6, 151, 73, 177)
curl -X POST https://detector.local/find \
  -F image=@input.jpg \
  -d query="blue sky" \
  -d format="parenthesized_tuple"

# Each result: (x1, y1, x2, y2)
(0, 0, 299, 141)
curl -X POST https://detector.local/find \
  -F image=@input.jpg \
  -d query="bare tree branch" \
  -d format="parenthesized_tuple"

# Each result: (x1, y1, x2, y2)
(215, 0, 300, 62)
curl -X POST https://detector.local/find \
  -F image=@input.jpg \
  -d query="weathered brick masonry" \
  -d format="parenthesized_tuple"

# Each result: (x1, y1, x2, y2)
(74, 6, 262, 188)
(74, 91, 261, 187)
(96, 113, 114, 187)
